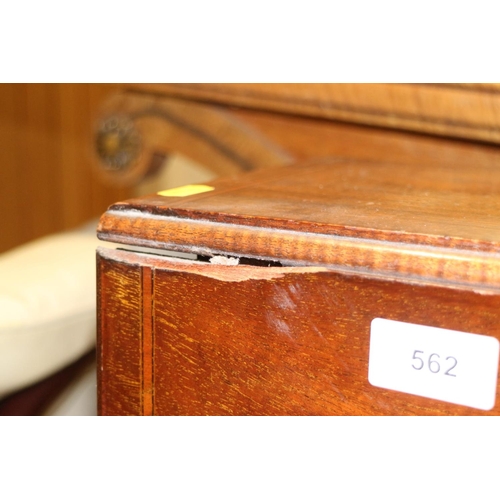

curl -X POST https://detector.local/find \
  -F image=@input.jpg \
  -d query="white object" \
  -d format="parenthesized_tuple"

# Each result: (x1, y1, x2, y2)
(0, 229, 113, 399)
(368, 318, 500, 411)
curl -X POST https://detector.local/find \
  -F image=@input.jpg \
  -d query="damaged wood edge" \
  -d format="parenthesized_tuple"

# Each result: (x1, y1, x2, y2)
(97, 246, 328, 282)
(97, 210, 500, 289)
(96, 246, 500, 295)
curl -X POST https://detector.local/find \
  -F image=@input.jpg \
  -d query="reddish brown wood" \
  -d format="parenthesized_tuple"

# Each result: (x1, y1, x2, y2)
(104, 159, 500, 247)
(141, 266, 153, 416)
(98, 160, 500, 289)
(97, 248, 500, 416)
(97, 254, 143, 415)
(0, 84, 130, 254)
(94, 87, 500, 416)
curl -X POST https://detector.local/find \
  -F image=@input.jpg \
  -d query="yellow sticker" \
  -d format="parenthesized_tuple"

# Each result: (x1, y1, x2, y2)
(157, 184, 215, 197)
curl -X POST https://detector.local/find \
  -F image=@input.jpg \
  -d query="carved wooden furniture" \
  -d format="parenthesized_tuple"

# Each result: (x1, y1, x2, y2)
(96, 84, 500, 415)
(93, 84, 500, 187)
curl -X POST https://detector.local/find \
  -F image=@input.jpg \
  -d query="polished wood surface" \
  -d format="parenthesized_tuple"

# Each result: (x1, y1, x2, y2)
(97, 256, 143, 415)
(125, 83, 500, 145)
(98, 247, 500, 416)
(95, 83, 500, 416)
(98, 157, 500, 415)
(98, 159, 500, 289)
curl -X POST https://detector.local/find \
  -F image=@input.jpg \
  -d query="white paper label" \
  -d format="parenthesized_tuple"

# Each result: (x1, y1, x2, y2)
(368, 318, 500, 410)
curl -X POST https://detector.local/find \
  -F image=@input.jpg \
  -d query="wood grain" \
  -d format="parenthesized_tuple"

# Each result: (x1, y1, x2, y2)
(0, 84, 130, 253)
(141, 266, 153, 416)
(98, 247, 500, 416)
(95, 84, 500, 416)
(97, 253, 143, 415)
(98, 160, 500, 289)
(125, 83, 500, 145)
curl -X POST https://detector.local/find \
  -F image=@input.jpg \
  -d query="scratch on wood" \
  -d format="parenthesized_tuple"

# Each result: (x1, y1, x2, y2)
(265, 310, 295, 340)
